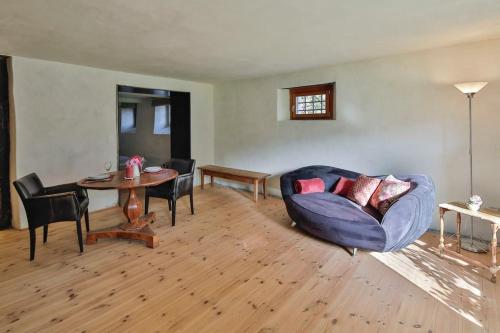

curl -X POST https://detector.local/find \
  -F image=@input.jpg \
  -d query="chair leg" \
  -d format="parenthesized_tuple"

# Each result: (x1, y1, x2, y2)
(168, 199, 172, 211)
(190, 193, 194, 215)
(145, 195, 150, 214)
(43, 225, 48, 243)
(171, 200, 176, 226)
(76, 220, 84, 253)
(29, 228, 36, 261)
(84, 210, 90, 232)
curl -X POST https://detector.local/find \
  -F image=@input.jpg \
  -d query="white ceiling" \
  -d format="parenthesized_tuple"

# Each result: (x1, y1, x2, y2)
(1, 0, 500, 82)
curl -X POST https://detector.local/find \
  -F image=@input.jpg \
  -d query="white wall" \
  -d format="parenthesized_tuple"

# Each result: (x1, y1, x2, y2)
(10, 57, 214, 229)
(214, 38, 500, 239)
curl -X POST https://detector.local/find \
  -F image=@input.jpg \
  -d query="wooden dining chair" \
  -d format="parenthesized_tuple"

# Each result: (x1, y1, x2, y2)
(145, 158, 196, 226)
(13, 173, 90, 260)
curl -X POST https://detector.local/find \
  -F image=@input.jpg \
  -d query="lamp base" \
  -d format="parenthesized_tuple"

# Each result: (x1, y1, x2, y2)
(460, 238, 488, 253)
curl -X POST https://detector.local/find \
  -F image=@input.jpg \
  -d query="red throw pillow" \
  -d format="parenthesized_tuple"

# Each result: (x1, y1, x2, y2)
(332, 177, 355, 197)
(370, 175, 411, 214)
(294, 178, 325, 194)
(347, 175, 381, 206)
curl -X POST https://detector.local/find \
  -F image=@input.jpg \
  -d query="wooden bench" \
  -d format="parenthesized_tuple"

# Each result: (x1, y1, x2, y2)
(198, 165, 271, 202)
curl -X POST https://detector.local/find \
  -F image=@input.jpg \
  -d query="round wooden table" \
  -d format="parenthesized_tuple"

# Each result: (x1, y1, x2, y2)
(78, 168, 178, 248)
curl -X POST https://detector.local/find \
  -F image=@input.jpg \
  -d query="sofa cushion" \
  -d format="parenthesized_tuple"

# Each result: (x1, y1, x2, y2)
(286, 192, 386, 251)
(294, 178, 325, 194)
(289, 192, 381, 223)
(370, 175, 411, 214)
(347, 175, 381, 206)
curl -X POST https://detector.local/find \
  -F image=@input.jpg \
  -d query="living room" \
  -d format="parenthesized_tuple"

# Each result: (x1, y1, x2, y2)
(1, 1, 500, 332)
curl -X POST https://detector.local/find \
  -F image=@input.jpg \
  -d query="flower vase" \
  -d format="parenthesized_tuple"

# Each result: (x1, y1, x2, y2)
(133, 165, 140, 178)
(124, 165, 134, 179)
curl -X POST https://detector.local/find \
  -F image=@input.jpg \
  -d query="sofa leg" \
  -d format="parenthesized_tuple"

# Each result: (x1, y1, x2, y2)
(351, 248, 358, 257)
(290, 221, 296, 228)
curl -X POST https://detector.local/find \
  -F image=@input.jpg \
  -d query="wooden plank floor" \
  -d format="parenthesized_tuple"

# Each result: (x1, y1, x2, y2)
(0, 186, 499, 333)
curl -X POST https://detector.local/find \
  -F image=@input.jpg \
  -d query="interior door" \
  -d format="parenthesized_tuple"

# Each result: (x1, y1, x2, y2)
(170, 91, 191, 159)
(0, 56, 11, 229)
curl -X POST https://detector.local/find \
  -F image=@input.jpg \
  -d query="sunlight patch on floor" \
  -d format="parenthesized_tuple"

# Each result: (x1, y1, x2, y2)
(370, 243, 483, 328)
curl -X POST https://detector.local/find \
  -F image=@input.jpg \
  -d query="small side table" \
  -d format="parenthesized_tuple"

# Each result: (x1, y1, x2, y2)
(439, 201, 500, 283)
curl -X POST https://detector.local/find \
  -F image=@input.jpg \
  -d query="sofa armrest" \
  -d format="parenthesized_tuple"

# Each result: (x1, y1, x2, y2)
(381, 175, 436, 251)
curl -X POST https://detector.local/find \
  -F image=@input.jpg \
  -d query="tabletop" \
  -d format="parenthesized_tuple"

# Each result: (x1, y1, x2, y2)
(439, 201, 500, 224)
(77, 169, 178, 190)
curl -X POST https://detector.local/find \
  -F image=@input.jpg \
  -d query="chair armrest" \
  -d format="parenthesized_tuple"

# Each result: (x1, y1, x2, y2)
(177, 173, 193, 180)
(26, 192, 81, 227)
(174, 173, 194, 197)
(31, 192, 76, 200)
(45, 182, 88, 198)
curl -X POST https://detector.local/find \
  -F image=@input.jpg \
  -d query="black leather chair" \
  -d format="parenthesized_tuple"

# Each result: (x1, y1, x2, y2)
(13, 173, 90, 260)
(145, 158, 195, 226)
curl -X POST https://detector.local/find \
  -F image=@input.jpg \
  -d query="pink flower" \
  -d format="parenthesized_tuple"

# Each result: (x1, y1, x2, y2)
(126, 155, 144, 167)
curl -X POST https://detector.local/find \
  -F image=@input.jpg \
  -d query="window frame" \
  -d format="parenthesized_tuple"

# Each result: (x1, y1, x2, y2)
(289, 83, 335, 120)
(153, 104, 171, 135)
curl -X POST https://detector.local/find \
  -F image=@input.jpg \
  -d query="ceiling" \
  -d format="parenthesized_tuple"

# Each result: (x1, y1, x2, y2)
(1, 0, 500, 82)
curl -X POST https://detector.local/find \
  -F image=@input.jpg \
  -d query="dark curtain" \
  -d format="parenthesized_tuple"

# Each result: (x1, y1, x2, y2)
(0, 56, 11, 229)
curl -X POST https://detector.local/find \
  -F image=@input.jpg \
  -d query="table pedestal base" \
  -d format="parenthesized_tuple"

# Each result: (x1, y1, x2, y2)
(86, 212, 159, 248)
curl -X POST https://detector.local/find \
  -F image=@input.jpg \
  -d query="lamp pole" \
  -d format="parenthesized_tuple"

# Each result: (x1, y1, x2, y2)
(460, 91, 487, 253)
(454, 82, 488, 252)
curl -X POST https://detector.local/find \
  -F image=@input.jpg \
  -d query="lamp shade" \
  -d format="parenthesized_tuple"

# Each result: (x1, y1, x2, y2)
(454, 82, 488, 94)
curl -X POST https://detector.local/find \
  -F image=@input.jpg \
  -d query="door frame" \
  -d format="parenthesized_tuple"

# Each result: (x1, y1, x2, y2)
(0, 56, 12, 229)
(115, 84, 191, 205)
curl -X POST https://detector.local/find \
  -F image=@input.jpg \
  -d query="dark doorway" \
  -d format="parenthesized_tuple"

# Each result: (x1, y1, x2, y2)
(116, 85, 191, 168)
(0, 56, 11, 229)
(170, 91, 191, 159)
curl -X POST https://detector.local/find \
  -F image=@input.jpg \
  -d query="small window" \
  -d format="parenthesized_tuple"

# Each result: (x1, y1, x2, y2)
(154, 104, 171, 135)
(289, 83, 335, 120)
(120, 103, 137, 133)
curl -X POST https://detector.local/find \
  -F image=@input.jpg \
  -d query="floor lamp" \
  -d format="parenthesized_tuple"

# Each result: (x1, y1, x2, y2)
(454, 81, 488, 253)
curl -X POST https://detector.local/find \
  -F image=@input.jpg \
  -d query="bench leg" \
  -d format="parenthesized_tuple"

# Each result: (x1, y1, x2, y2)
(210, 176, 214, 187)
(253, 179, 259, 202)
(200, 170, 204, 190)
(263, 178, 267, 199)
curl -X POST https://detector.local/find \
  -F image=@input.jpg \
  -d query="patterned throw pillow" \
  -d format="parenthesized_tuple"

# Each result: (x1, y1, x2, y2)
(347, 175, 381, 206)
(369, 175, 411, 214)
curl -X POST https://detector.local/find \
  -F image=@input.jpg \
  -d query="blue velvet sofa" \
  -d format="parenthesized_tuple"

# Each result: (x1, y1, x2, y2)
(280, 166, 435, 252)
